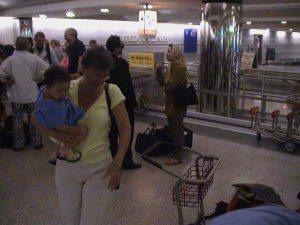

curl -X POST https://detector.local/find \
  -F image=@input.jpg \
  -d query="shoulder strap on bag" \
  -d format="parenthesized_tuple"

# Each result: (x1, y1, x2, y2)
(46, 44, 52, 65)
(104, 83, 113, 119)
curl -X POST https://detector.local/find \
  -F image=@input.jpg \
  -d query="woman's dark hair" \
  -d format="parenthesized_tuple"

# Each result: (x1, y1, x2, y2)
(81, 46, 113, 71)
(43, 65, 71, 87)
(106, 35, 121, 52)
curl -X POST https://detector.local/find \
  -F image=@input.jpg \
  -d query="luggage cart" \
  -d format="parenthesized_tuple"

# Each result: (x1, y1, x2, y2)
(250, 95, 300, 152)
(142, 141, 220, 225)
(250, 107, 282, 142)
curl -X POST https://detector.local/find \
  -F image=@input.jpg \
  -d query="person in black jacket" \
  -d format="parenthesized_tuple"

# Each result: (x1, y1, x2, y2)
(106, 35, 141, 170)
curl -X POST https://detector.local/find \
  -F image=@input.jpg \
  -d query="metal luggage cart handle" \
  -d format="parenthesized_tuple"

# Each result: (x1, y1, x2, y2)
(142, 141, 221, 225)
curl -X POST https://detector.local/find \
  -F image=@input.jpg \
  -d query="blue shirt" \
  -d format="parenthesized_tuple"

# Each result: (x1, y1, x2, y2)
(209, 204, 300, 225)
(35, 87, 84, 128)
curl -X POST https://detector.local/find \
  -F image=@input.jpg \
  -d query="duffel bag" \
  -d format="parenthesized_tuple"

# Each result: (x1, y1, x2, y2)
(135, 123, 162, 154)
(135, 123, 173, 157)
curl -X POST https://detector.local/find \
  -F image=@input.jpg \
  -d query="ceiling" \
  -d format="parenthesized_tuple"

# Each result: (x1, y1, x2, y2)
(1, 0, 300, 31)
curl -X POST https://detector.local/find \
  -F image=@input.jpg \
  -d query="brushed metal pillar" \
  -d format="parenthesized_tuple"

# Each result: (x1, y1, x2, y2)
(199, 0, 242, 116)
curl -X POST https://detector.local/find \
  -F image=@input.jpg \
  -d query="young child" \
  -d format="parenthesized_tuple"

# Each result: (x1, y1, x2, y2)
(35, 65, 88, 163)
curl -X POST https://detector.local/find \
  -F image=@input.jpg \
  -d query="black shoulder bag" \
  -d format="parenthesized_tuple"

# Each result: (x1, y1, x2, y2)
(174, 73, 199, 107)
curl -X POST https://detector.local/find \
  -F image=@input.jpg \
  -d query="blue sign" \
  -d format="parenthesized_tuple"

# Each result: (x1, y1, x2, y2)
(184, 29, 197, 53)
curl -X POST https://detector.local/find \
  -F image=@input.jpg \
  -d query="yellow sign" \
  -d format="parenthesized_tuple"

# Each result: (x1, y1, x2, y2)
(129, 52, 154, 73)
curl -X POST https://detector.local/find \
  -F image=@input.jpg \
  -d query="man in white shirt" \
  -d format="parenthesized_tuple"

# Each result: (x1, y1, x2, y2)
(0, 36, 49, 150)
(33, 31, 58, 66)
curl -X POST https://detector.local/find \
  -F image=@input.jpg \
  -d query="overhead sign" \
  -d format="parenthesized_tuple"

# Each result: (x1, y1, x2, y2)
(184, 29, 197, 53)
(121, 35, 168, 44)
(129, 52, 154, 73)
(139, 10, 157, 36)
(240, 52, 255, 70)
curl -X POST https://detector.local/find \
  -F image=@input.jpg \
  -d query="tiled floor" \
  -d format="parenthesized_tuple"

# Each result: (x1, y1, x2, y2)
(1, 118, 300, 225)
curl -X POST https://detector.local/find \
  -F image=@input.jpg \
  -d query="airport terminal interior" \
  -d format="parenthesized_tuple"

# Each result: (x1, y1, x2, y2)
(0, 0, 300, 225)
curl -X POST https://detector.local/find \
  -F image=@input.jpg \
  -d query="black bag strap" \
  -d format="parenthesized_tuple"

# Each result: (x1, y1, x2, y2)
(104, 83, 113, 119)
(45, 44, 52, 65)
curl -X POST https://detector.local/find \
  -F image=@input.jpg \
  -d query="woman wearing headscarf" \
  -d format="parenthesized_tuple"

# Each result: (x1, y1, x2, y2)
(156, 44, 188, 165)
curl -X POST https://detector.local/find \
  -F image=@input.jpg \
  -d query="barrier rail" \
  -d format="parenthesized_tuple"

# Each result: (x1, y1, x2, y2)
(136, 64, 300, 126)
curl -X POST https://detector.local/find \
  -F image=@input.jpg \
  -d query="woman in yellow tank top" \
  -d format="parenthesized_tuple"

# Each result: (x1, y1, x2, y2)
(32, 47, 131, 225)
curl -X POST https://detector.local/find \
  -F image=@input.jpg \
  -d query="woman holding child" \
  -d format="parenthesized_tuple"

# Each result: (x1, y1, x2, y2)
(32, 47, 131, 225)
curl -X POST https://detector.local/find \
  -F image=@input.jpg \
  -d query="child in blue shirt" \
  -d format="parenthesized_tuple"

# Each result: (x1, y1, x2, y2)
(35, 65, 88, 163)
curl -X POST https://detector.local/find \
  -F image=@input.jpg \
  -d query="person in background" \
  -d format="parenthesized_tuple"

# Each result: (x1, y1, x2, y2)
(2, 44, 15, 59)
(26, 37, 34, 53)
(0, 36, 49, 150)
(0, 44, 15, 100)
(33, 31, 58, 65)
(156, 44, 187, 165)
(106, 35, 141, 170)
(50, 39, 64, 62)
(88, 39, 98, 48)
(0, 44, 4, 64)
(0, 45, 5, 101)
(32, 47, 131, 225)
(59, 43, 70, 72)
(64, 28, 86, 78)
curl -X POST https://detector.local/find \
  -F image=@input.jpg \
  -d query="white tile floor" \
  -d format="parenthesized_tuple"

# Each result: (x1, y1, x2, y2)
(0, 119, 299, 225)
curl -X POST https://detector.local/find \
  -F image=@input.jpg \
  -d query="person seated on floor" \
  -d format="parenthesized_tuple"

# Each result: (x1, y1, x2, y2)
(209, 203, 300, 225)
(209, 183, 300, 225)
(35, 65, 88, 164)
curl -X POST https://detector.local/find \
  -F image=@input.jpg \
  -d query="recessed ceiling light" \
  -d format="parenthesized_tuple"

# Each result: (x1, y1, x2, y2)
(281, 21, 287, 24)
(66, 11, 75, 18)
(277, 31, 286, 37)
(188, 22, 193, 25)
(100, 8, 110, 13)
(246, 21, 252, 25)
(290, 28, 293, 31)
(39, 14, 47, 18)
(143, 4, 153, 9)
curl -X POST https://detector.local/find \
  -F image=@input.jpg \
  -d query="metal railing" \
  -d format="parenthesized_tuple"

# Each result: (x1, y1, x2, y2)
(134, 64, 300, 126)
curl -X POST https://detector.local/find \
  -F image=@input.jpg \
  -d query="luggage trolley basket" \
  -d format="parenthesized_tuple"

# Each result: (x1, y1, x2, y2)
(142, 141, 220, 225)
